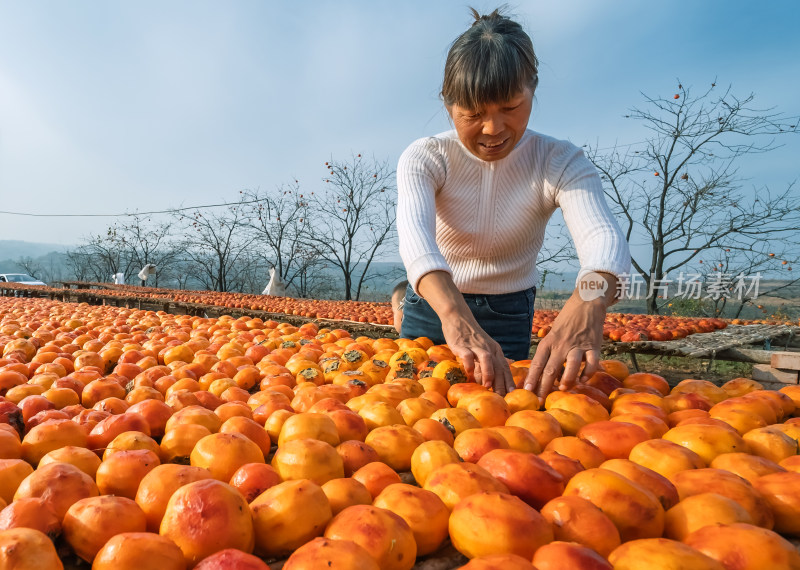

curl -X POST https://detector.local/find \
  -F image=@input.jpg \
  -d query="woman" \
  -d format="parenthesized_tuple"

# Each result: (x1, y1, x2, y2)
(396, 8, 630, 398)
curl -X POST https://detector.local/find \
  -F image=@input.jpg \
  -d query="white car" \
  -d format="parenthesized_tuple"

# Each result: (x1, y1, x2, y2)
(0, 273, 47, 286)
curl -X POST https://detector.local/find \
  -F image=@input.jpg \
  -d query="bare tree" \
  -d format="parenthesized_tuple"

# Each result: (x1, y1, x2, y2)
(588, 81, 800, 313)
(303, 154, 397, 301)
(64, 248, 94, 282)
(14, 256, 45, 281)
(678, 246, 799, 318)
(114, 215, 180, 287)
(244, 182, 324, 295)
(65, 228, 134, 283)
(174, 196, 256, 292)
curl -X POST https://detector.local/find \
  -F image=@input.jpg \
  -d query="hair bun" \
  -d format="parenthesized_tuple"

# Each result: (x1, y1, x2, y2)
(470, 7, 506, 25)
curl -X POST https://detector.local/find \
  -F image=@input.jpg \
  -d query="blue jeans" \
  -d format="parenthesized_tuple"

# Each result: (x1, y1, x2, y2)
(400, 284, 536, 361)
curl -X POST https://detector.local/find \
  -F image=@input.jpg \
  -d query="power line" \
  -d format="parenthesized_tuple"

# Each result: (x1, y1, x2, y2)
(0, 199, 263, 218)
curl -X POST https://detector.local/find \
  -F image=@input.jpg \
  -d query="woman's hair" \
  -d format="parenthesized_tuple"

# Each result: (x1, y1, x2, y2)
(441, 7, 538, 110)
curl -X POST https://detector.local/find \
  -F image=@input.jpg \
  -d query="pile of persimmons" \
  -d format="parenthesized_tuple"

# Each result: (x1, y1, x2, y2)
(6, 281, 742, 340)
(0, 296, 799, 570)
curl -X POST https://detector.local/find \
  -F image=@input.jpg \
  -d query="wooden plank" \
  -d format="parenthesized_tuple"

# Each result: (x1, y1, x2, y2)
(752, 364, 799, 384)
(713, 347, 774, 364)
(772, 352, 800, 371)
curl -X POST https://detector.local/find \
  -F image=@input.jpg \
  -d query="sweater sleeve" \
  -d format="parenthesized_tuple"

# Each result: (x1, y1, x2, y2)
(545, 142, 631, 286)
(396, 138, 452, 293)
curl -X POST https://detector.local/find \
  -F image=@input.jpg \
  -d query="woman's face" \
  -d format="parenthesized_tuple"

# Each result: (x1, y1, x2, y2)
(447, 86, 533, 161)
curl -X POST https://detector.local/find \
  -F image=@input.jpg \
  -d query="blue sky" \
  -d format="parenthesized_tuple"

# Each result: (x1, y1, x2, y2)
(1, 0, 798, 267)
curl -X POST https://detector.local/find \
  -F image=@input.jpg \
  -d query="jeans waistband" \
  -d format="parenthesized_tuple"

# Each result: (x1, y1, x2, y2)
(461, 286, 537, 299)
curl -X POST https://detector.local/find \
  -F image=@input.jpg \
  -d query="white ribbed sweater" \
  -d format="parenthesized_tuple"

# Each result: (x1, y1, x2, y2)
(397, 129, 631, 294)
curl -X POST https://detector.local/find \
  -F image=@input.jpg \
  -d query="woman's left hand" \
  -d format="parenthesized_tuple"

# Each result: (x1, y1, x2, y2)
(524, 273, 617, 398)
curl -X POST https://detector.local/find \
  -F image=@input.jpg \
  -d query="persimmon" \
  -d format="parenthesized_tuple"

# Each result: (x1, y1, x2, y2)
(540, 495, 621, 558)
(662, 423, 747, 464)
(0, 496, 60, 538)
(251, 479, 332, 558)
(96, 448, 160, 499)
(478, 448, 565, 508)
(623, 372, 669, 396)
(126, 399, 172, 438)
(600, 458, 679, 510)
(92, 532, 186, 570)
(453, 427, 509, 463)
(423, 462, 508, 510)
(459, 554, 536, 569)
(577, 420, 650, 460)
(753, 471, 800, 536)
(364, 424, 425, 471)
(505, 410, 563, 448)
(103, 431, 161, 459)
(671, 468, 773, 529)
(663, 492, 753, 541)
(20, 419, 88, 466)
(271, 438, 343, 485)
(159, 423, 212, 463)
(321, 477, 372, 516)
(278, 412, 340, 447)
(608, 538, 725, 570)
(88, 412, 151, 454)
(335, 440, 380, 477)
(14, 461, 99, 520)
(458, 392, 511, 427)
(710, 452, 784, 485)
(683, 523, 800, 570)
(218, 416, 271, 457)
(450, 492, 553, 560)
(351, 461, 402, 499)
(412, 417, 455, 445)
(0, 459, 34, 504)
(283, 537, 379, 570)
(63, 495, 147, 562)
(742, 426, 797, 463)
(627, 437, 706, 479)
(503, 389, 539, 413)
(229, 463, 281, 504)
(160, 479, 255, 567)
(429, 407, 481, 436)
(324, 505, 416, 570)
(599, 359, 629, 381)
(374, 483, 449, 556)
(135, 464, 213, 532)
(564, 468, 665, 542)
(533, 541, 612, 570)
(446, 382, 487, 407)
(165, 404, 222, 434)
(0, 527, 63, 570)
(264, 409, 294, 442)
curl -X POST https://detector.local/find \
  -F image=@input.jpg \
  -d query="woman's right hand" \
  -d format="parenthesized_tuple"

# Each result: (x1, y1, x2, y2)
(417, 271, 516, 396)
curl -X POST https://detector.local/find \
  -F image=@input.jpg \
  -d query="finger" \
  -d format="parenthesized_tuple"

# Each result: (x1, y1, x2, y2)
(523, 342, 551, 393)
(455, 350, 476, 384)
(560, 350, 585, 391)
(502, 357, 516, 395)
(475, 350, 494, 389)
(580, 350, 601, 383)
(491, 352, 514, 397)
(537, 358, 565, 399)
(473, 358, 484, 386)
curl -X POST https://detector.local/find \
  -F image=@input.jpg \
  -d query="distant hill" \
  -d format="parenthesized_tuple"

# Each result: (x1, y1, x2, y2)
(0, 240, 70, 260)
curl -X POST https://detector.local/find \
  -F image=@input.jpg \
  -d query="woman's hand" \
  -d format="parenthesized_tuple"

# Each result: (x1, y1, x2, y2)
(524, 272, 618, 398)
(440, 307, 516, 396)
(417, 271, 516, 396)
